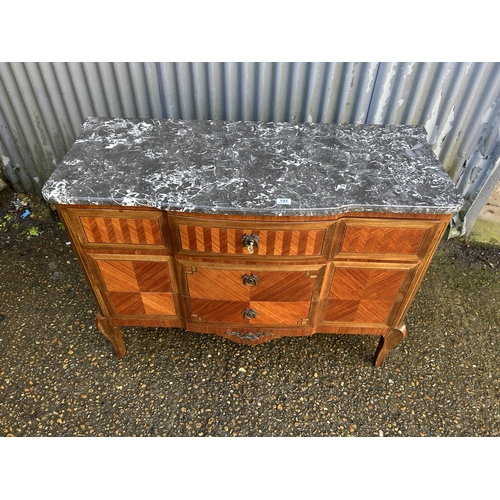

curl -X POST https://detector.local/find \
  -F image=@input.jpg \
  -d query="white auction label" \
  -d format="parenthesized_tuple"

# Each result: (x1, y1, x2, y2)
(276, 198, 291, 205)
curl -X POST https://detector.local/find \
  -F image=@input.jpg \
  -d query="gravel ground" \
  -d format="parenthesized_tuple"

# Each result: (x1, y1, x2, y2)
(1, 186, 499, 437)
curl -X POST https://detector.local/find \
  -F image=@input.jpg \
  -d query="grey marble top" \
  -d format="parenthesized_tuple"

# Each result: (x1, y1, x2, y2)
(42, 117, 464, 216)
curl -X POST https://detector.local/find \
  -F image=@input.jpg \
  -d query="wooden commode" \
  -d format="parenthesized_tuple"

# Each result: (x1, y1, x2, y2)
(42, 117, 463, 367)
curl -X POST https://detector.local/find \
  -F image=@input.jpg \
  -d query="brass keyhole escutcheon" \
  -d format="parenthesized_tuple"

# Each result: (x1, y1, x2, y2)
(242, 308, 257, 319)
(242, 233, 260, 254)
(242, 274, 259, 286)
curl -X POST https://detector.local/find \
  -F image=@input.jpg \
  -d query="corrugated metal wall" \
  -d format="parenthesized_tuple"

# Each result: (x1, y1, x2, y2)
(1, 62, 499, 235)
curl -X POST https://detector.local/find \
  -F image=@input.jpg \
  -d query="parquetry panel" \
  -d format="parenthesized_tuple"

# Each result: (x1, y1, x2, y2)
(325, 267, 408, 324)
(178, 225, 325, 256)
(80, 216, 163, 245)
(97, 260, 175, 316)
(341, 226, 426, 255)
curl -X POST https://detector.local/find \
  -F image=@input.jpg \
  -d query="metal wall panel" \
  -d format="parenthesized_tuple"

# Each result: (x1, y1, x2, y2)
(1, 62, 499, 235)
(362, 62, 500, 234)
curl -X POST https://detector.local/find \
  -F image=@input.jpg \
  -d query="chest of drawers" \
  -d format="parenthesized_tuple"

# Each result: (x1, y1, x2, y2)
(43, 118, 463, 367)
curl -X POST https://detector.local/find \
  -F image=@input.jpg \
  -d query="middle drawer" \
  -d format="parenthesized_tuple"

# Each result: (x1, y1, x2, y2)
(181, 264, 323, 326)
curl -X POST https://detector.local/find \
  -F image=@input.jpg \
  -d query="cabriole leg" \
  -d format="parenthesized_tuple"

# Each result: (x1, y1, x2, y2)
(374, 324, 406, 368)
(95, 313, 126, 358)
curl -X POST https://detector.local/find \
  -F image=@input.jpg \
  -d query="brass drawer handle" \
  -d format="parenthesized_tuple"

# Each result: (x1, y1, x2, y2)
(242, 273, 259, 286)
(243, 308, 257, 319)
(242, 233, 259, 254)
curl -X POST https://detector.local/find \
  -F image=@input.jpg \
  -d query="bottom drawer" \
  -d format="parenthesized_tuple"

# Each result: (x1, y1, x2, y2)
(189, 298, 311, 325)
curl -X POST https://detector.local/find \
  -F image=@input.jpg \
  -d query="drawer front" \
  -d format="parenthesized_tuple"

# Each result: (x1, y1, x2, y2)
(91, 256, 177, 317)
(174, 219, 328, 257)
(189, 299, 311, 325)
(335, 218, 441, 259)
(184, 266, 319, 325)
(81, 216, 162, 245)
(63, 208, 167, 248)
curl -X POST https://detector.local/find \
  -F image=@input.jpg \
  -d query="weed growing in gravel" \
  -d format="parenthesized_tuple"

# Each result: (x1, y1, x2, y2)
(23, 226, 40, 238)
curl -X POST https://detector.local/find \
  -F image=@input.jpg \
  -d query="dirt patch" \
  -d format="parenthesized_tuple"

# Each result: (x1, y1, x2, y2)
(441, 236, 500, 269)
(0, 186, 61, 250)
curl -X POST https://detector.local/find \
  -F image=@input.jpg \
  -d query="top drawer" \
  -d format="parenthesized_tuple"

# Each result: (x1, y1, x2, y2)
(334, 217, 442, 260)
(63, 208, 168, 249)
(171, 216, 332, 258)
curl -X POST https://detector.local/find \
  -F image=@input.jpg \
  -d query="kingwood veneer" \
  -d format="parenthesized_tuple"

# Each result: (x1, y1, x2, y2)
(43, 118, 463, 367)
